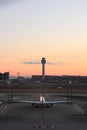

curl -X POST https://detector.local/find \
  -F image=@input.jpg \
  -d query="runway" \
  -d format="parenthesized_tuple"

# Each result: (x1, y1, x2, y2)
(0, 94, 87, 129)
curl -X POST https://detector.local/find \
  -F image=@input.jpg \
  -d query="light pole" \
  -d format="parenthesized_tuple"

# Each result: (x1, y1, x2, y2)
(17, 72, 20, 78)
(7, 80, 13, 103)
(67, 80, 72, 103)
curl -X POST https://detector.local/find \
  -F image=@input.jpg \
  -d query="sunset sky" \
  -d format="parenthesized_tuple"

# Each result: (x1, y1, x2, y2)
(0, 0, 87, 76)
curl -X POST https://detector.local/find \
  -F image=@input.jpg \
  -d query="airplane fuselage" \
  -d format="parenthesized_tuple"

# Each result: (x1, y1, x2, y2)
(31, 96, 53, 107)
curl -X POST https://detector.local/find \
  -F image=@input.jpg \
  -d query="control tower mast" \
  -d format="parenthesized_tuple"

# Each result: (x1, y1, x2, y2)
(41, 57, 46, 81)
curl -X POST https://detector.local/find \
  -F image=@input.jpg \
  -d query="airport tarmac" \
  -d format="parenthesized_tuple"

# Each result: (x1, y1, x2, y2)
(0, 94, 87, 129)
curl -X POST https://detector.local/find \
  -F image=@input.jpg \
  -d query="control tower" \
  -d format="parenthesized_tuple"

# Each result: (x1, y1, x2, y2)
(41, 57, 46, 81)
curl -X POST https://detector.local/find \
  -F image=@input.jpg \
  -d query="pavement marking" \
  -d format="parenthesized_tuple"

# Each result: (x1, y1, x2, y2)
(0, 106, 4, 110)
(0, 105, 9, 115)
(2, 107, 9, 115)
(73, 104, 84, 114)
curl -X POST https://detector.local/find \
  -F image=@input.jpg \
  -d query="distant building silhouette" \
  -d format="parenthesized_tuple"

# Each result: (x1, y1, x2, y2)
(0, 72, 9, 80)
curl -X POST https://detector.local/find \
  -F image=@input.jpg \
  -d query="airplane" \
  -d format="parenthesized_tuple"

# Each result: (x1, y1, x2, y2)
(12, 95, 72, 107)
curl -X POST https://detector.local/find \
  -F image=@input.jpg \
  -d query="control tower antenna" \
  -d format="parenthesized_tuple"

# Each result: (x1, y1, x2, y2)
(41, 57, 46, 81)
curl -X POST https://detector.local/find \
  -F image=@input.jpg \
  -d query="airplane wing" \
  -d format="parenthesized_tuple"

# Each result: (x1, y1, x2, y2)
(13, 100, 71, 105)
(13, 100, 41, 104)
(46, 100, 72, 104)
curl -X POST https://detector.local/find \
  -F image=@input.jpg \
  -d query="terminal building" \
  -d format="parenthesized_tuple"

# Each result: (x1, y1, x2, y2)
(32, 75, 87, 83)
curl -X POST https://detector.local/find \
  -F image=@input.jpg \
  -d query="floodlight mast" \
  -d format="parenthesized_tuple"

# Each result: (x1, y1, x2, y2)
(41, 58, 46, 81)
